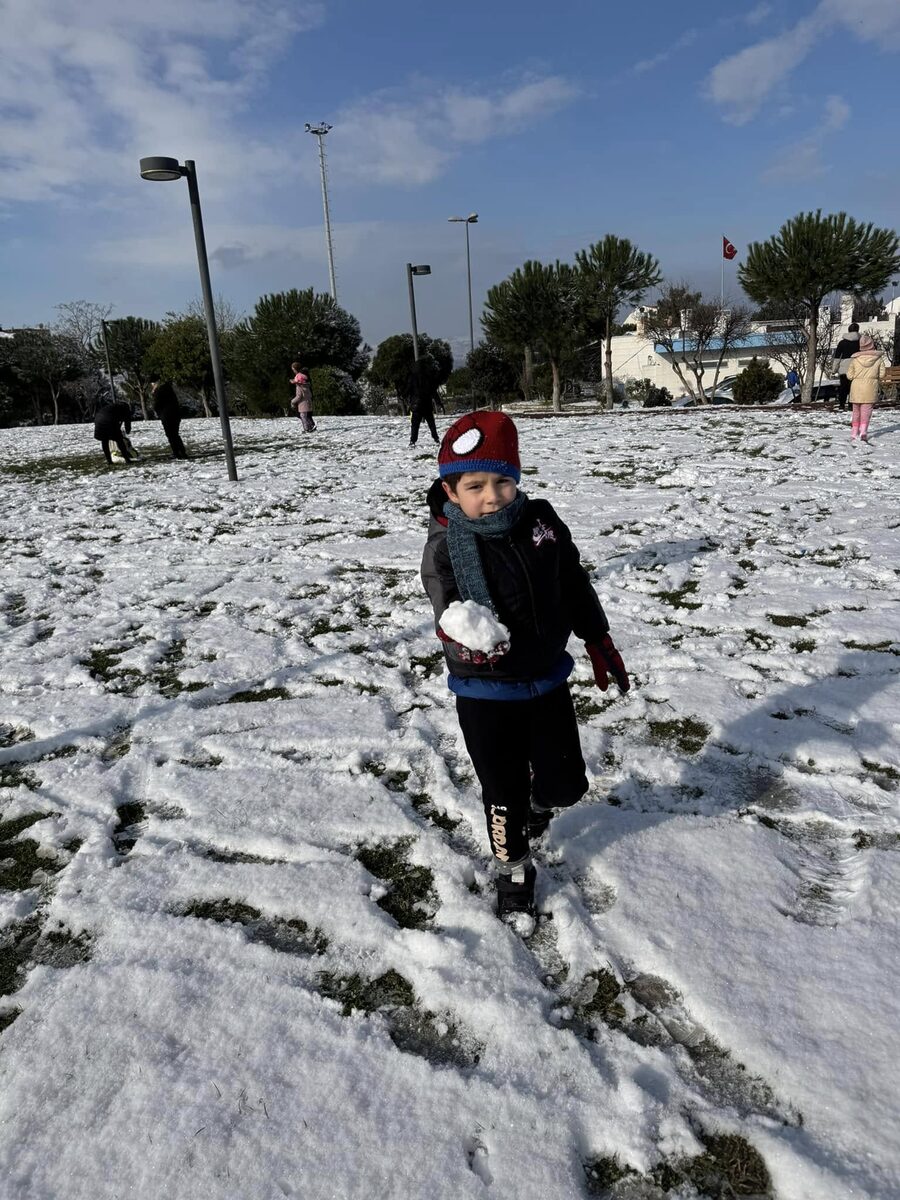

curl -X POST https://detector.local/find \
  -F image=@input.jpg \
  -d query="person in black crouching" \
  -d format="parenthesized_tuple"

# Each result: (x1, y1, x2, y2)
(150, 379, 188, 459)
(420, 411, 630, 923)
(93, 400, 135, 466)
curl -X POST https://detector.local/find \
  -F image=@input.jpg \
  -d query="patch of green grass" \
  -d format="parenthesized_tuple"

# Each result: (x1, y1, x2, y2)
(573, 692, 604, 723)
(745, 629, 775, 651)
(0, 1007, 21, 1033)
(767, 613, 808, 628)
(0, 764, 41, 791)
(409, 792, 461, 833)
(861, 760, 899, 791)
(790, 638, 817, 653)
(180, 898, 327, 955)
(226, 686, 291, 704)
(359, 528, 387, 538)
(153, 638, 187, 699)
(318, 968, 414, 1016)
(409, 650, 444, 678)
(843, 639, 898, 655)
(1, 917, 93, 998)
(111, 801, 146, 855)
(0, 725, 34, 749)
(654, 580, 701, 610)
(583, 1154, 638, 1195)
(676, 1130, 773, 1198)
(648, 717, 710, 755)
(355, 837, 439, 930)
(316, 967, 480, 1067)
(0, 810, 66, 891)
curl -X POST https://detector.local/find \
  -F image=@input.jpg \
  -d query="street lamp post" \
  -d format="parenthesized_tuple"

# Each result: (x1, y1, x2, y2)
(447, 214, 478, 354)
(406, 263, 431, 362)
(139, 156, 237, 482)
(99, 318, 117, 404)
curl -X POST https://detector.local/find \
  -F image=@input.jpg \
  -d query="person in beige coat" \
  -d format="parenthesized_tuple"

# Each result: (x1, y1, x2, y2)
(845, 334, 886, 443)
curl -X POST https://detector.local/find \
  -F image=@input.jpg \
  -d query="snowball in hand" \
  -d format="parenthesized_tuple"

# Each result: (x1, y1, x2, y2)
(440, 601, 510, 653)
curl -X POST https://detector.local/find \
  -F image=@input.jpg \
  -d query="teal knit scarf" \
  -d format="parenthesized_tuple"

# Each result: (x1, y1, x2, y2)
(443, 492, 527, 613)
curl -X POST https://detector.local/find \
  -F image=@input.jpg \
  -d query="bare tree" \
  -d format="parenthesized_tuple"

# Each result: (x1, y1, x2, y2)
(765, 304, 840, 388)
(642, 284, 752, 404)
(184, 293, 242, 334)
(55, 300, 113, 358)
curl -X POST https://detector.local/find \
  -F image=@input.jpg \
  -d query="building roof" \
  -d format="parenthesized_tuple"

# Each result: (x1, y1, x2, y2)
(656, 332, 775, 355)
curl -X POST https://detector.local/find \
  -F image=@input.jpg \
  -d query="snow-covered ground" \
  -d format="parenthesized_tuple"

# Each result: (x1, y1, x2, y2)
(0, 411, 898, 1200)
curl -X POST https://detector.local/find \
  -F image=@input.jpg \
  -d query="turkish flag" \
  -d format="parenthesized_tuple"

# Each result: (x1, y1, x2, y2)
(723, 236, 737, 260)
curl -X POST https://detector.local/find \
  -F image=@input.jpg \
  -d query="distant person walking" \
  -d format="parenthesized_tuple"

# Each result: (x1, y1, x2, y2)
(290, 362, 316, 432)
(833, 322, 861, 410)
(786, 368, 800, 400)
(93, 401, 134, 466)
(846, 334, 886, 444)
(408, 367, 439, 447)
(150, 379, 188, 459)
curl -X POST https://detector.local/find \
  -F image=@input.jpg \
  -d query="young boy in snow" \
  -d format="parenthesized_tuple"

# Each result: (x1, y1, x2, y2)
(420, 411, 630, 920)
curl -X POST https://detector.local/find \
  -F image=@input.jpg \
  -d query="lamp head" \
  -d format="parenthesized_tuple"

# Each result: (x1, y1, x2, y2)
(467, 213, 478, 223)
(410, 264, 431, 276)
(139, 156, 184, 182)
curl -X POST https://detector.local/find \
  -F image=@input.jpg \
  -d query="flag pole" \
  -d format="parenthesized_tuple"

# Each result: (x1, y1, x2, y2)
(721, 236, 725, 306)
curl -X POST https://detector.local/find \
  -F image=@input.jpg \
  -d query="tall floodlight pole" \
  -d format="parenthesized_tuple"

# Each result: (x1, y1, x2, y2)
(99, 319, 116, 403)
(406, 263, 431, 361)
(448, 214, 478, 353)
(305, 123, 337, 300)
(139, 156, 238, 482)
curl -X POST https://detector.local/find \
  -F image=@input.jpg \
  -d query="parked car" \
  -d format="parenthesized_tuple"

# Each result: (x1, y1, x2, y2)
(703, 375, 739, 398)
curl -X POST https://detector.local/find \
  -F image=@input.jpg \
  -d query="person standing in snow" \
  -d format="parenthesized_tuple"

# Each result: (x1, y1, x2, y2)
(290, 362, 316, 432)
(845, 334, 886, 444)
(408, 363, 440, 447)
(785, 368, 800, 401)
(149, 378, 188, 459)
(420, 411, 630, 922)
(833, 322, 861, 411)
(93, 400, 135, 466)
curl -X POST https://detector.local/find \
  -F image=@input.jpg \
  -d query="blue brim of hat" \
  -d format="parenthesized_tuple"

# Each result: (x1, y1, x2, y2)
(438, 458, 521, 483)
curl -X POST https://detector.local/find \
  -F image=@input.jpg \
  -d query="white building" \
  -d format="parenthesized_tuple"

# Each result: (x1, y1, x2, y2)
(609, 299, 895, 395)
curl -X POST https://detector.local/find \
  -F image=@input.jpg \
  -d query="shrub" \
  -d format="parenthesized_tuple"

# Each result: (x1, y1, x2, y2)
(732, 357, 783, 406)
(626, 377, 672, 408)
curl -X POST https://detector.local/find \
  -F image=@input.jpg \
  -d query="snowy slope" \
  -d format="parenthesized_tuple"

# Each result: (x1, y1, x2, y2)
(0, 411, 898, 1200)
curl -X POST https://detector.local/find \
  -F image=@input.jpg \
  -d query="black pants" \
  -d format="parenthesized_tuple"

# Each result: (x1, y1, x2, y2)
(98, 433, 131, 465)
(838, 375, 851, 408)
(456, 683, 589, 866)
(410, 412, 438, 444)
(162, 416, 187, 459)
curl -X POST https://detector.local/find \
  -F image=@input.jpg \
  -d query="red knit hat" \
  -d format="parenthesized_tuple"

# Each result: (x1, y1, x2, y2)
(438, 411, 521, 482)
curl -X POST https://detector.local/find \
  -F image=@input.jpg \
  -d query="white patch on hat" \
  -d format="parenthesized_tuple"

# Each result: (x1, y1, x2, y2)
(451, 427, 484, 455)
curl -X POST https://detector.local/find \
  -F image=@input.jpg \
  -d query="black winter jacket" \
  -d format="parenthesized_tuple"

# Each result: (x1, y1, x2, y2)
(93, 402, 132, 439)
(152, 382, 180, 421)
(420, 480, 609, 682)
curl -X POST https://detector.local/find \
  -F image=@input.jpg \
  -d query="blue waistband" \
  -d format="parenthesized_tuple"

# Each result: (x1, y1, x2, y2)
(448, 652, 574, 701)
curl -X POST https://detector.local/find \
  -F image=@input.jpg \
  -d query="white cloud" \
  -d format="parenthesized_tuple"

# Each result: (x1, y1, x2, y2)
(329, 76, 580, 186)
(762, 93, 850, 182)
(706, 0, 900, 123)
(744, 3, 773, 26)
(632, 29, 699, 75)
(0, 0, 325, 206)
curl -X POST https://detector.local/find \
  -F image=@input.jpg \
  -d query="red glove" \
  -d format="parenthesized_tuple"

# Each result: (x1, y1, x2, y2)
(438, 628, 509, 666)
(586, 635, 630, 693)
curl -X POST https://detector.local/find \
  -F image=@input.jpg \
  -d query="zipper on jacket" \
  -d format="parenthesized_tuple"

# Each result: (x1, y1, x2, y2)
(509, 538, 542, 637)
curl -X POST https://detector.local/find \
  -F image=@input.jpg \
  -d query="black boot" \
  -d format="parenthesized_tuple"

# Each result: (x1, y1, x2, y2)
(527, 805, 553, 841)
(496, 864, 536, 919)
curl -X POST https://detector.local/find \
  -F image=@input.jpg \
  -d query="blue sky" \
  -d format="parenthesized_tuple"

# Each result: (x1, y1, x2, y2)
(3, 0, 900, 362)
